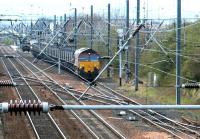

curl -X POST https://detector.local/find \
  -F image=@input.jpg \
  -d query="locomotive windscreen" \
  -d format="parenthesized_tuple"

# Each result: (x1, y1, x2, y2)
(79, 54, 99, 61)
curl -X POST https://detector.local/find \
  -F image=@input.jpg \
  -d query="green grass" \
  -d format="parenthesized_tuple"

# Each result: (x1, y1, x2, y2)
(119, 84, 200, 105)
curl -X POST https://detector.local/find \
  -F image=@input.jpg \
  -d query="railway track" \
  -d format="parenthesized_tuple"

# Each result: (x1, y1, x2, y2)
(20, 52, 200, 139)
(2, 57, 66, 139)
(9, 47, 199, 139)
(93, 82, 200, 139)
(63, 74, 200, 139)
(54, 81, 200, 139)
(12, 56, 126, 139)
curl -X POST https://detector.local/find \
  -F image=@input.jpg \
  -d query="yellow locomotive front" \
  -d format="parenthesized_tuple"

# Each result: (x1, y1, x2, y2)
(74, 48, 100, 80)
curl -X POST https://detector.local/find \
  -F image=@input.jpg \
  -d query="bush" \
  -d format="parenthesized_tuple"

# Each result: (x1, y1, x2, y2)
(3, 37, 14, 45)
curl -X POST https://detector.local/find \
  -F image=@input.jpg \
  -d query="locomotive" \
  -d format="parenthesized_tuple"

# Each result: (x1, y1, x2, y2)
(74, 48, 100, 80)
(31, 44, 100, 81)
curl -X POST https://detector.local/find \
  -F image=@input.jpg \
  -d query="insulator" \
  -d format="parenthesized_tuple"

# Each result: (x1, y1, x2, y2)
(0, 80, 16, 87)
(4, 55, 18, 58)
(181, 83, 200, 89)
(7, 100, 49, 115)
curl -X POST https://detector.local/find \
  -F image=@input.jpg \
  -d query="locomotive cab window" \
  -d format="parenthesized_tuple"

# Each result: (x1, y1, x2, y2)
(79, 53, 99, 62)
(90, 55, 99, 61)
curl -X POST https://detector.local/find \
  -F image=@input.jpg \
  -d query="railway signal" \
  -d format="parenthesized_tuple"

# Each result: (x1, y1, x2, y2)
(117, 28, 124, 86)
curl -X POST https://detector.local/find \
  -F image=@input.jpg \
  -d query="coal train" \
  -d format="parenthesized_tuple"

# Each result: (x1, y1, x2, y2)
(31, 44, 100, 81)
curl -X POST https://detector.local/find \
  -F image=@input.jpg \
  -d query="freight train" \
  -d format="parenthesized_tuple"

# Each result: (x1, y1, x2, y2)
(31, 44, 100, 81)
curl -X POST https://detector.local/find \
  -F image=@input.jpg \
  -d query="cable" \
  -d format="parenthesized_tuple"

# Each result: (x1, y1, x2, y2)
(120, 59, 197, 83)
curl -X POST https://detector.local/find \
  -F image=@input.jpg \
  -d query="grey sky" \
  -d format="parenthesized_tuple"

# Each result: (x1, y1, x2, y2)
(0, 0, 199, 20)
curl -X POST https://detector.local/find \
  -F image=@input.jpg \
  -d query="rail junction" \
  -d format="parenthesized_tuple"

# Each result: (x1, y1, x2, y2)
(0, 1, 200, 139)
(0, 44, 198, 139)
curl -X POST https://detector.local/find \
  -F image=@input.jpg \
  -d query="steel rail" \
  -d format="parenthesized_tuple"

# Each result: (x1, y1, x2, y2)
(96, 82, 200, 138)
(52, 88, 111, 105)
(5, 58, 66, 139)
(41, 60, 193, 139)
(21, 49, 198, 138)
(23, 53, 197, 138)
(1, 57, 40, 139)
(96, 84, 200, 136)
(24, 55, 189, 139)
(56, 85, 199, 138)
(20, 57, 126, 139)
(85, 85, 186, 139)
(9, 58, 67, 139)
(21, 57, 128, 139)
(17, 58, 100, 139)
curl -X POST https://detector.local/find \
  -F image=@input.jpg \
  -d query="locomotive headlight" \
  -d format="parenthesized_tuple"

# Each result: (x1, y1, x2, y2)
(80, 65, 84, 69)
(94, 64, 98, 68)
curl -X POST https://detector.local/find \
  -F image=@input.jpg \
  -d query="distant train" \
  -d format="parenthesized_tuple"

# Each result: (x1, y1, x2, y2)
(20, 37, 31, 52)
(31, 44, 100, 81)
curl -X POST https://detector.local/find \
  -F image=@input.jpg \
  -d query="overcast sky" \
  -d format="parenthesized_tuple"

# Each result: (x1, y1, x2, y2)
(0, 0, 200, 20)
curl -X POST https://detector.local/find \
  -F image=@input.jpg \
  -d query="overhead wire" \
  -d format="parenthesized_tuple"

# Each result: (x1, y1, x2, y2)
(7, 15, 200, 86)
(119, 59, 197, 83)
